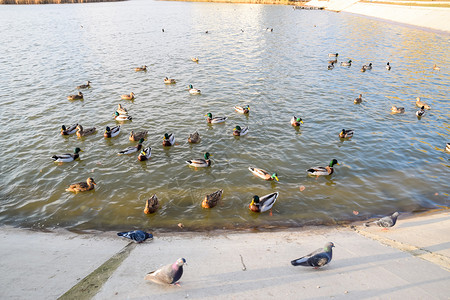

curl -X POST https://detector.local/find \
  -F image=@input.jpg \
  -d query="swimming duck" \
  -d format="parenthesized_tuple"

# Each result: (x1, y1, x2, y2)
(162, 133, 175, 146)
(188, 131, 201, 143)
(121, 92, 135, 100)
(233, 126, 249, 136)
(144, 194, 159, 214)
(307, 159, 339, 176)
(391, 106, 405, 114)
(129, 130, 148, 141)
(118, 138, 144, 155)
(432, 64, 440, 71)
(135, 65, 147, 71)
(188, 85, 201, 94)
(248, 167, 278, 181)
(363, 63, 372, 70)
(138, 147, 152, 161)
(354, 94, 362, 104)
(117, 104, 128, 115)
(386, 62, 391, 70)
(341, 60, 352, 67)
(202, 189, 223, 209)
(328, 62, 334, 70)
(328, 53, 338, 57)
(186, 152, 212, 168)
(415, 97, 430, 110)
(234, 105, 250, 114)
(416, 106, 426, 117)
(67, 91, 83, 100)
(191, 57, 199, 62)
(114, 111, 132, 121)
(291, 116, 303, 127)
(61, 124, 78, 135)
(249, 192, 279, 213)
(52, 147, 82, 163)
(76, 81, 91, 89)
(360, 66, 366, 72)
(66, 177, 96, 193)
(104, 125, 120, 138)
(339, 129, 354, 138)
(76, 125, 96, 137)
(164, 77, 176, 84)
(328, 58, 337, 64)
(206, 113, 227, 124)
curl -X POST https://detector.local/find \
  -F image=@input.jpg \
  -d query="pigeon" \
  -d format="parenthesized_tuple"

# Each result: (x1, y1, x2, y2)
(117, 230, 153, 243)
(364, 212, 400, 228)
(145, 258, 186, 285)
(291, 242, 334, 268)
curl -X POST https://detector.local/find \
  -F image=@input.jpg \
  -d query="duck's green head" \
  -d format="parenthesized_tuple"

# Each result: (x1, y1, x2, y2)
(329, 159, 339, 167)
(206, 113, 212, 118)
(164, 133, 169, 139)
(234, 126, 241, 131)
(348, 60, 352, 63)
(188, 85, 193, 89)
(271, 173, 279, 181)
(204, 152, 211, 159)
(296, 117, 303, 124)
(105, 126, 111, 133)
(114, 111, 119, 116)
(245, 105, 250, 110)
(138, 138, 144, 143)
(74, 147, 82, 153)
(251, 195, 260, 205)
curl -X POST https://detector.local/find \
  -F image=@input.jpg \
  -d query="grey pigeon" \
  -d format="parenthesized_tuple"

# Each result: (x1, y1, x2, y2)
(364, 212, 400, 228)
(291, 242, 334, 268)
(117, 230, 153, 243)
(145, 258, 186, 285)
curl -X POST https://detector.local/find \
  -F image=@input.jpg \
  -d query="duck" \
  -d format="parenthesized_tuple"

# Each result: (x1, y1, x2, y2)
(76, 81, 91, 89)
(104, 125, 120, 138)
(354, 94, 362, 104)
(291, 116, 303, 127)
(233, 126, 249, 136)
(66, 177, 96, 193)
(134, 65, 147, 72)
(162, 133, 175, 146)
(138, 147, 152, 161)
(76, 124, 96, 137)
(129, 130, 148, 141)
(328, 58, 337, 64)
(67, 91, 83, 100)
(118, 138, 144, 155)
(360, 66, 366, 72)
(202, 189, 223, 209)
(188, 85, 201, 94)
(234, 105, 250, 114)
(363, 63, 372, 70)
(144, 194, 159, 214)
(248, 167, 278, 181)
(307, 159, 339, 176)
(60, 124, 78, 135)
(249, 192, 279, 213)
(117, 104, 128, 115)
(191, 57, 199, 62)
(327, 62, 334, 70)
(114, 111, 132, 121)
(416, 106, 426, 117)
(415, 97, 430, 110)
(386, 62, 391, 70)
(206, 113, 227, 124)
(328, 53, 338, 57)
(432, 64, 440, 71)
(340, 60, 352, 67)
(391, 106, 405, 114)
(121, 92, 135, 100)
(339, 129, 354, 138)
(186, 152, 211, 168)
(188, 131, 201, 143)
(164, 77, 176, 84)
(446, 143, 450, 152)
(52, 147, 82, 163)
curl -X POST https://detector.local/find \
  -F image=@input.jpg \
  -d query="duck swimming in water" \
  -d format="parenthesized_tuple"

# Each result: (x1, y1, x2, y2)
(339, 129, 354, 139)
(76, 125, 96, 137)
(233, 125, 248, 136)
(61, 124, 78, 135)
(144, 194, 159, 214)
(249, 192, 279, 213)
(202, 189, 223, 209)
(391, 106, 405, 114)
(52, 147, 82, 163)
(162, 133, 175, 146)
(121, 92, 135, 100)
(67, 91, 83, 100)
(307, 159, 339, 176)
(206, 113, 227, 124)
(186, 152, 212, 168)
(248, 167, 278, 181)
(66, 177, 96, 193)
(76, 81, 91, 89)
(104, 125, 120, 138)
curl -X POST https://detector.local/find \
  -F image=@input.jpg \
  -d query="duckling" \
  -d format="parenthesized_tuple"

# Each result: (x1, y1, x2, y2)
(129, 130, 148, 141)
(192, 57, 199, 62)
(121, 92, 135, 100)
(164, 77, 176, 84)
(328, 62, 334, 70)
(416, 106, 426, 117)
(118, 138, 144, 155)
(76, 81, 91, 89)
(117, 103, 128, 115)
(144, 194, 159, 214)
(134, 65, 147, 72)
(339, 129, 354, 138)
(354, 94, 362, 104)
(66, 177, 96, 193)
(328, 53, 338, 57)
(391, 106, 405, 114)
(386, 62, 391, 70)
(67, 91, 83, 100)
(432, 64, 440, 71)
(248, 167, 278, 181)
(234, 105, 250, 114)
(162, 133, 175, 146)
(52, 147, 82, 163)
(60, 124, 78, 135)
(76, 124, 96, 137)
(186, 152, 211, 168)
(206, 113, 227, 124)
(202, 189, 223, 209)
(104, 125, 120, 138)
(340, 60, 352, 67)
(291, 116, 303, 127)
(188, 85, 201, 94)
(307, 159, 339, 176)
(249, 192, 279, 213)
(188, 131, 201, 143)
(233, 125, 249, 136)
(138, 147, 152, 161)
(114, 111, 132, 121)
(415, 97, 431, 110)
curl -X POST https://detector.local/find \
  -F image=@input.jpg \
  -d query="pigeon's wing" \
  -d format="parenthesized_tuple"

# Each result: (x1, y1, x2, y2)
(376, 216, 394, 227)
(309, 252, 331, 267)
(291, 247, 322, 266)
(145, 264, 175, 284)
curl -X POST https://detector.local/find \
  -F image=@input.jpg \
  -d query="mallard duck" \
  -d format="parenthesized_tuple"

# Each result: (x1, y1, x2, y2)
(363, 63, 372, 70)
(248, 167, 278, 181)
(328, 58, 337, 64)
(415, 97, 430, 110)
(129, 130, 148, 141)
(67, 91, 83, 100)
(307, 159, 339, 176)
(164, 77, 176, 84)
(206, 113, 227, 124)
(328, 53, 338, 57)
(118, 138, 144, 155)
(360, 66, 366, 72)
(188, 131, 201, 143)
(52, 147, 82, 163)
(249, 192, 279, 213)
(446, 143, 450, 152)
(138, 147, 152, 161)
(432, 64, 440, 71)
(66, 177, 96, 193)
(202, 189, 223, 209)
(162, 133, 175, 146)
(188, 85, 201, 94)
(354, 94, 362, 104)
(61, 124, 78, 135)
(191, 57, 199, 62)
(104, 125, 120, 138)
(76, 125, 96, 137)
(328, 62, 334, 70)
(117, 104, 128, 115)
(291, 116, 303, 127)
(233, 125, 248, 136)
(234, 105, 250, 114)
(341, 60, 352, 67)
(135, 65, 147, 71)
(121, 92, 135, 100)
(114, 111, 132, 121)
(339, 129, 354, 138)
(186, 152, 211, 167)
(416, 106, 426, 117)
(391, 106, 405, 114)
(144, 194, 159, 214)
(386, 62, 391, 70)
(76, 81, 91, 89)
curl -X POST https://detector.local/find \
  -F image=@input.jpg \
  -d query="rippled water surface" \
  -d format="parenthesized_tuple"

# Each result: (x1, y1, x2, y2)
(0, 0, 449, 231)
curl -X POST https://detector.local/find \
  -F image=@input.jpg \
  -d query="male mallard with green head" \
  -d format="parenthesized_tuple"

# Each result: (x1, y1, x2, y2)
(249, 192, 279, 213)
(307, 159, 339, 176)
(162, 133, 175, 146)
(104, 125, 120, 138)
(248, 167, 278, 181)
(52, 147, 82, 163)
(186, 152, 211, 168)
(61, 124, 78, 135)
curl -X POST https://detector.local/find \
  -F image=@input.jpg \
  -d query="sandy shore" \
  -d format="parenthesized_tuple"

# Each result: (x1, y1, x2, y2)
(0, 210, 449, 299)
